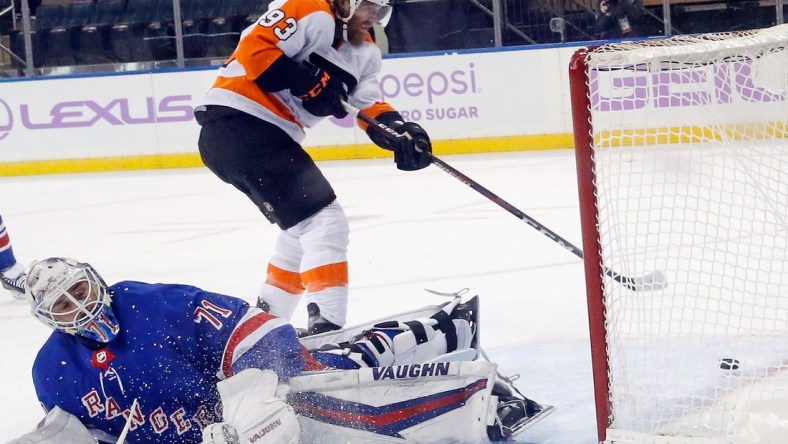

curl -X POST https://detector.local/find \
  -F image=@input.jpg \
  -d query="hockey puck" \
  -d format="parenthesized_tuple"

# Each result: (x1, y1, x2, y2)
(719, 358, 740, 370)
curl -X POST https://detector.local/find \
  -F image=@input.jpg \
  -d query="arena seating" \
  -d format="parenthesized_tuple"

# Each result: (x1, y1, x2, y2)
(10, 0, 249, 66)
(5, 0, 786, 70)
(207, 0, 257, 56)
(79, 0, 125, 64)
(9, 2, 66, 68)
(111, 0, 157, 62)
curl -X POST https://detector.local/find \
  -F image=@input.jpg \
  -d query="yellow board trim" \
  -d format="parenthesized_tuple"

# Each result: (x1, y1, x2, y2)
(594, 122, 788, 147)
(0, 133, 574, 177)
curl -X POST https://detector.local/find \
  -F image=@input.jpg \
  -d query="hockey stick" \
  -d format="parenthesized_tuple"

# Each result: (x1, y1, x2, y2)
(342, 101, 666, 292)
(116, 398, 138, 444)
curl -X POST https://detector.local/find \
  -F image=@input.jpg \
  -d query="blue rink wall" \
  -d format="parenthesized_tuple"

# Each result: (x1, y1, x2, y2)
(0, 43, 591, 176)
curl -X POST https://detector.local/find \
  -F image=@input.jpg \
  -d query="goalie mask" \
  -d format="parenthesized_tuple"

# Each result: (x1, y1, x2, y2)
(337, 0, 392, 27)
(26, 257, 119, 343)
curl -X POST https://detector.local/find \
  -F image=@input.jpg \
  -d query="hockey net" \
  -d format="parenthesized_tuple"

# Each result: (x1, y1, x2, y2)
(569, 25, 788, 443)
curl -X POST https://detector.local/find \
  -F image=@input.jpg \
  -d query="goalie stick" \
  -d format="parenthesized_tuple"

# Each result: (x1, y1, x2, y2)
(342, 100, 666, 292)
(116, 398, 138, 444)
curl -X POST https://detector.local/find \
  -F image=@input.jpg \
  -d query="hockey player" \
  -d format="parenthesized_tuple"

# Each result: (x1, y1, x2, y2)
(11, 257, 479, 443)
(0, 214, 26, 299)
(195, 0, 433, 336)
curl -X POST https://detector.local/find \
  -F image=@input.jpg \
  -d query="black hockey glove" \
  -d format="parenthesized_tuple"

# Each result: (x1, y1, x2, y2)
(365, 112, 432, 171)
(393, 122, 432, 171)
(290, 66, 348, 119)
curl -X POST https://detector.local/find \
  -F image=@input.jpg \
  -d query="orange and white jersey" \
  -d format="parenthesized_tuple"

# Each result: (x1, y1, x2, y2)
(200, 0, 396, 142)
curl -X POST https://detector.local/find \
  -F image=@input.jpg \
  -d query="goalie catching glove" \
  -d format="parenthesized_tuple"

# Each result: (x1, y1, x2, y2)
(366, 111, 432, 171)
(202, 369, 299, 444)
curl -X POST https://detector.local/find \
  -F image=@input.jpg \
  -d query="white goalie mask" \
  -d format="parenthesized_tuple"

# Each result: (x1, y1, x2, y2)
(339, 0, 392, 27)
(26, 257, 119, 343)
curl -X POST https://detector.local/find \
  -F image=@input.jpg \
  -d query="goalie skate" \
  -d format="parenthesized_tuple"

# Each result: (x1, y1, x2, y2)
(488, 376, 555, 440)
(511, 403, 555, 433)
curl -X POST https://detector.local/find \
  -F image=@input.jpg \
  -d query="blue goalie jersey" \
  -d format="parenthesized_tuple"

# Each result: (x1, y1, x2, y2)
(31, 281, 306, 443)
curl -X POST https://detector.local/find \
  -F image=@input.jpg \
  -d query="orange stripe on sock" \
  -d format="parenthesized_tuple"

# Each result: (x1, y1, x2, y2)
(266, 263, 305, 295)
(301, 262, 348, 293)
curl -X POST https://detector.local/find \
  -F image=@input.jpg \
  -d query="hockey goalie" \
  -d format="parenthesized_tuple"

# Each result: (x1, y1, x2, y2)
(11, 257, 552, 444)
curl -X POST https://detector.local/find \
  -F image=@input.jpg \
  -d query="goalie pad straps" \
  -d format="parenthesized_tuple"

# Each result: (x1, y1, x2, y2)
(374, 311, 458, 351)
(404, 321, 428, 344)
(373, 315, 453, 347)
(363, 315, 465, 367)
(430, 310, 458, 352)
(317, 313, 472, 369)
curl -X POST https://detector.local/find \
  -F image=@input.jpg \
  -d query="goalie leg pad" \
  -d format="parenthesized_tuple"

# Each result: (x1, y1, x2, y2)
(287, 360, 498, 443)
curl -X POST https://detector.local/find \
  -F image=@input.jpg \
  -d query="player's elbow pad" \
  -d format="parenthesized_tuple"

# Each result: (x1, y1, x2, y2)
(254, 54, 314, 93)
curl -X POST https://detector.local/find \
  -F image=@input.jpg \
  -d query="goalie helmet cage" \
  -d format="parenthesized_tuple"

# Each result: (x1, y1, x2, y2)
(569, 25, 788, 444)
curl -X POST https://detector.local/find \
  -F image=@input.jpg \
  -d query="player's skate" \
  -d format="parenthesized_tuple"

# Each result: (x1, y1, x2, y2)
(258, 298, 342, 337)
(1, 262, 27, 300)
(297, 303, 341, 337)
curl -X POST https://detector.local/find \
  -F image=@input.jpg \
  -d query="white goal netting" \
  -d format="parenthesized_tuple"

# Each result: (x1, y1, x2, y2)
(573, 25, 788, 443)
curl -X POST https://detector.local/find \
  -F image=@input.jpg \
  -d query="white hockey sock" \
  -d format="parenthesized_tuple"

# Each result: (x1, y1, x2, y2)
(304, 288, 348, 327)
(257, 283, 300, 320)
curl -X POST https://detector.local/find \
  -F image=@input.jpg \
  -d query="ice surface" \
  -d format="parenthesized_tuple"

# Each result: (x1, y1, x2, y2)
(0, 150, 597, 443)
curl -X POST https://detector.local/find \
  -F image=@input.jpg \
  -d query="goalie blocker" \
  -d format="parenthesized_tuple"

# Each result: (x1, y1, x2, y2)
(293, 293, 554, 443)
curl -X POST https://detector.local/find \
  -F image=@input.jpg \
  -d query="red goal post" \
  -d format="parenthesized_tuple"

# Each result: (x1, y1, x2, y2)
(569, 25, 788, 443)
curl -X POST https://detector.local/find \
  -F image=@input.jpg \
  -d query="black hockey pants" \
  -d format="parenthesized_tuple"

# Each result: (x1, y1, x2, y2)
(195, 106, 336, 230)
